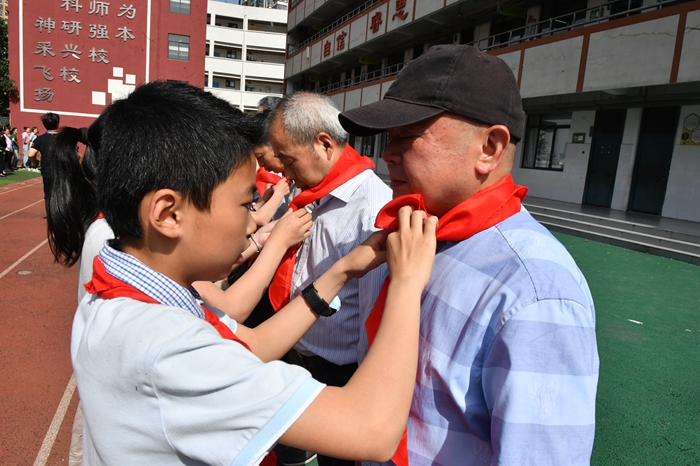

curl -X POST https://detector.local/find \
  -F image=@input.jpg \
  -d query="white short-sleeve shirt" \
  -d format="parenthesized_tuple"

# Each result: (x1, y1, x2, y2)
(72, 295, 324, 466)
(77, 218, 114, 302)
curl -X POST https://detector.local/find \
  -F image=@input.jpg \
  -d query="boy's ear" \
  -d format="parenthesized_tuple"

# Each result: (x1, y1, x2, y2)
(145, 189, 185, 239)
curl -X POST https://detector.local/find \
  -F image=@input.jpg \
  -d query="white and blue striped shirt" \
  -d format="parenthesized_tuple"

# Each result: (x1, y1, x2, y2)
(291, 168, 392, 365)
(99, 241, 207, 319)
(73, 242, 324, 465)
(367, 208, 599, 466)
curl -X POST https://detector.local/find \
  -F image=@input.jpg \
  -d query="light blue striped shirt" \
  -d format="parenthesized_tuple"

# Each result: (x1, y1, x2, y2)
(366, 208, 599, 466)
(291, 168, 392, 365)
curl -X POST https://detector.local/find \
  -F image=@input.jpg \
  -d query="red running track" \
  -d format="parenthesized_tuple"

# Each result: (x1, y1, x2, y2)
(0, 178, 78, 465)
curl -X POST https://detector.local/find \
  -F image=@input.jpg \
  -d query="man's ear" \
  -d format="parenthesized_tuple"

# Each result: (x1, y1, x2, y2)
(145, 189, 185, 240)
(316, 132, 336, 160)
(475, 125, 511, 176)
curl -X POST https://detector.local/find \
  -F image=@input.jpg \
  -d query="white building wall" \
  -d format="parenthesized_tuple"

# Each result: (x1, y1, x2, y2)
(610, 108, 643, 211)
(520, 37, 583, 98)
(513, 111, 595, 204)
(583, 15, 678, 92)
(677, 9, 700, 84)
(206, 1, 287, 111)
(663, 105, 700, 223)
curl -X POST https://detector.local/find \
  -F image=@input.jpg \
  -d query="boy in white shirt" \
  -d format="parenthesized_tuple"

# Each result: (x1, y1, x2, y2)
(72, 81, 436, 465)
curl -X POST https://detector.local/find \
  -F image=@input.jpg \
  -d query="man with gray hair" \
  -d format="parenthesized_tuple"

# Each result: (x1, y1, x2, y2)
(267, 91, 391, 466)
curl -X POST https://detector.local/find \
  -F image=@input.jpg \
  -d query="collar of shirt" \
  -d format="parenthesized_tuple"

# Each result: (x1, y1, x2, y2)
(98, 240, 205, 319)
(318, 168, 373, 207)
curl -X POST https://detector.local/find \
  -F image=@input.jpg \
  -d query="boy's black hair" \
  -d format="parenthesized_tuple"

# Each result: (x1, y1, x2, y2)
(97, 81, 261, 241)
(41, 112, 60, 130)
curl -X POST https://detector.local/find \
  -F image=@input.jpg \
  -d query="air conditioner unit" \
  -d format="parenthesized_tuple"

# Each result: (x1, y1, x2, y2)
(247, 56, 257, 61)
(227, 51, 237, 59)
(226, 80, 236, 88)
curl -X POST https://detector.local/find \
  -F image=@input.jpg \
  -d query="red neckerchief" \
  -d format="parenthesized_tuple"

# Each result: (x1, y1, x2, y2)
(267, 145, 375, 311)
(256, 168, 283, 197)
(94, 213, 105, 221)
(84, 256, 251, 351)
(366, 175, 527, 466)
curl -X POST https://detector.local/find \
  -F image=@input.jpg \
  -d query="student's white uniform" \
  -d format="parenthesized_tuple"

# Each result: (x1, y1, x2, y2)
(72, 247, 324, 466)
(77, 218, 114, 300)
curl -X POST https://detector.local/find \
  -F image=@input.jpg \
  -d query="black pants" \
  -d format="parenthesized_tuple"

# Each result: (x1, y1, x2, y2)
(43, 176, 53, 215)
(3, 150, 12, 170)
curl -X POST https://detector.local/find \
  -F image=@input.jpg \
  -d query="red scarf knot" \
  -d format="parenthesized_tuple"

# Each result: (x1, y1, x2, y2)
(256, 168, 284, 196)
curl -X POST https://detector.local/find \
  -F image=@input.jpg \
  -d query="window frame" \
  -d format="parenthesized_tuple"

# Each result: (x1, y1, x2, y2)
(521, 113, 572, 171)
(169, 0, 191, 14)
(168, 34, 190, 61)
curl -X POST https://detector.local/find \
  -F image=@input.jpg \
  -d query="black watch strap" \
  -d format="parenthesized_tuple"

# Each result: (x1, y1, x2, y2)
(301, 283, 337, 317)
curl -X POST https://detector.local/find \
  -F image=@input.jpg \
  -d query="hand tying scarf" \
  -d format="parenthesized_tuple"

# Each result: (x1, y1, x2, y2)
(85, 256, 251, 350)
(256, 168, 283, 197)
(366, 174, 527, 466)
(267, 144, 375, 311)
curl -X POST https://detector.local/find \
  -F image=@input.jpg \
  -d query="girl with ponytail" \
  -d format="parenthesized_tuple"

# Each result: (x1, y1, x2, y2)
(47, 121, 114, 302)
(45, 121, 113, 466)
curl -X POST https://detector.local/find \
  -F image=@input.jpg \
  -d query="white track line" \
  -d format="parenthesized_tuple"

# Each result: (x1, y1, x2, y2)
(0, 239, 48, 280)
(32, 373, 77, 466)
(0, 179, 42, 196)
(0, 199, 43, 220)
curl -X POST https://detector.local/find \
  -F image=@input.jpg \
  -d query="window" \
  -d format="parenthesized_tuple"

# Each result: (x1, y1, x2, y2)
(225, 80, 236, 89)
(168, 34, 190, 61)
(522, 113, 572, 171)
(170, 0, 190, 14)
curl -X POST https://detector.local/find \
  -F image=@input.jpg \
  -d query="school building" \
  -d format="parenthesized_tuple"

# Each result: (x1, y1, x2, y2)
(8, 0, 208, 129)
(284, 0, 700, 225)
(205, 0, 288, 112)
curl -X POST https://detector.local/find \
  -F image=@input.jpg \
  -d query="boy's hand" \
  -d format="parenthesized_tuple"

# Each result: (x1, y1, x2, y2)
(273, 177, 290, 196)
(267, 208, 313, 250)
(251, 221, 276, 249)
(261, 186, 275, 203)
(340, 230, 389, 280)
(386, 206, 437, 288)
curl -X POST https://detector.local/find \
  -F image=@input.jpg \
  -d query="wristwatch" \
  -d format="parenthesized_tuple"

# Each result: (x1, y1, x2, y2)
(301, 283, 339, 317)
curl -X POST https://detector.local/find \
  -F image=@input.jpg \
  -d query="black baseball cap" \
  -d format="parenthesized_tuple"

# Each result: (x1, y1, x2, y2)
(338, 44, 526, 142)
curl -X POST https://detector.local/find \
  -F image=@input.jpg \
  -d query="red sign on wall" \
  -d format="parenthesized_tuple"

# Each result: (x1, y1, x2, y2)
(19, 0, 149, 117)
(336, 31, 347, 52)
